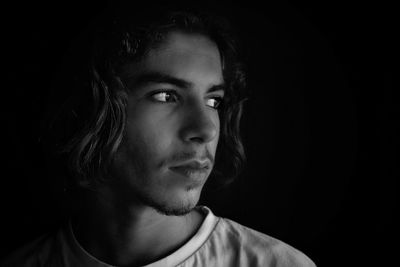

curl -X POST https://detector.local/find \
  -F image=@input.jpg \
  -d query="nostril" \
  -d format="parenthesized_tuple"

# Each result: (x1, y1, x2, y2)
(180, 115, 218, 144)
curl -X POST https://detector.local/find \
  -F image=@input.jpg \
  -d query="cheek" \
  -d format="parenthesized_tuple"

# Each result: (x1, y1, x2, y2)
(215, 112, 221, 138)
(123, 111, 176, 163)
(213, 128, 220, 154)
(215, 112, 222, 144)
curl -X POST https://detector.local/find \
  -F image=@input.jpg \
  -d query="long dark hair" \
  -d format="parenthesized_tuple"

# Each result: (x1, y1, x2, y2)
(46, 3, 247, 189)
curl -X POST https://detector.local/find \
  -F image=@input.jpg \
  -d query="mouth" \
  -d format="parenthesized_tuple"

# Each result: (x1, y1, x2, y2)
(169, 160, 211, 180)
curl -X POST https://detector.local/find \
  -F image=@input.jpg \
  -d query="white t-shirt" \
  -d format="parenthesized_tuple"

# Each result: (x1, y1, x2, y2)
(1, 206, 316, 266)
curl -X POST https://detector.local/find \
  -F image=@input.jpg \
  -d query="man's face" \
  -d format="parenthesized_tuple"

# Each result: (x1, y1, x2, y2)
(109, 32, 224, 216)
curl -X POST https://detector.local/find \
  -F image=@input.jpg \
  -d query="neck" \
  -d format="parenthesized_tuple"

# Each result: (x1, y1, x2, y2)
(71, 188, 203, 267)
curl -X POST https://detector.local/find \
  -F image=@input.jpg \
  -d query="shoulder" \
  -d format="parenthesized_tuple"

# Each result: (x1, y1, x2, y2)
(212, 217, 316, 267)
(0, 228, 63, 267)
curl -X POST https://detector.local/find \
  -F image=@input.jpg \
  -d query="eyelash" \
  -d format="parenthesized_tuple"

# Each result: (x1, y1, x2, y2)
(149, 90, 224, 110)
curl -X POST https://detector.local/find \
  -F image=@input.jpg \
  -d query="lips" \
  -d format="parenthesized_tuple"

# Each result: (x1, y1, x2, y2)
(169, 160, 211, 180)
(172, 160, 210, 169)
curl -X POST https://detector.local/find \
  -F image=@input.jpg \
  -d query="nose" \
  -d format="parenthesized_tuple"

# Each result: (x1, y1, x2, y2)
(180, 104, 219, 144)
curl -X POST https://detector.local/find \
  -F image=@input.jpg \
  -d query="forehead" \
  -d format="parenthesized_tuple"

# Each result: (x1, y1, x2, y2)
(123, 31, 224, 86)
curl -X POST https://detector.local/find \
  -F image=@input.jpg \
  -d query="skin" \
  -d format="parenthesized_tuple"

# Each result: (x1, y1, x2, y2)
(72, 31, 225, 266)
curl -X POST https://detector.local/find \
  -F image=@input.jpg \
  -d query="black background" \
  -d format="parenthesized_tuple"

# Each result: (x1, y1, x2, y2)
(0, 0, 396, 266)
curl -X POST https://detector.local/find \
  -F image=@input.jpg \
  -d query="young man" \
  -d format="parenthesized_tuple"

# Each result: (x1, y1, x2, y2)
(2, 4, 316, 267)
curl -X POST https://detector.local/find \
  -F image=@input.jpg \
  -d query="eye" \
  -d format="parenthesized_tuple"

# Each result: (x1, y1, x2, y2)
(206, 97, 224, 109)
(150, 90, 178, 103)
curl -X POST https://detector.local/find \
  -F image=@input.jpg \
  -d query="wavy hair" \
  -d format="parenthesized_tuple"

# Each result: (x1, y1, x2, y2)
(50, 4, 247, 189)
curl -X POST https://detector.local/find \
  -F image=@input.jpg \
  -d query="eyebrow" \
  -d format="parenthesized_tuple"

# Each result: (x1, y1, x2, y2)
(128, 71, 226, 93)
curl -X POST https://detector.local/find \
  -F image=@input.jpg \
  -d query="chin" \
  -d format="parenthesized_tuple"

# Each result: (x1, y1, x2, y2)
(141, 186, 202, 216)
(154, 202, 196, 216)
